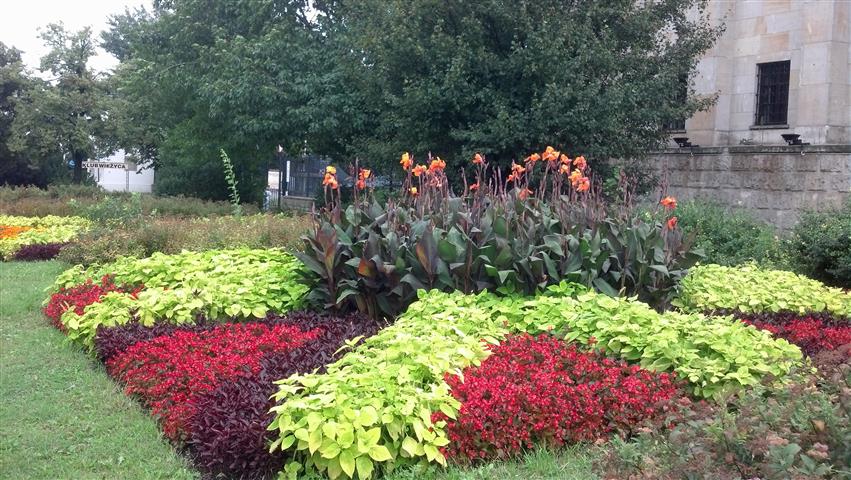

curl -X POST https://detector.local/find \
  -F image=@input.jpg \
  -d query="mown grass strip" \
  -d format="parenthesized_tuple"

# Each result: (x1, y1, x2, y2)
(0, 261, 197, 479)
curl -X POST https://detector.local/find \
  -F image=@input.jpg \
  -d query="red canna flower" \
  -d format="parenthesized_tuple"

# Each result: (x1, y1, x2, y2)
(660, 196, 677, 210)
(469, 182, 480, 191)
(518, 188, 533, 200)
(666, 216, 678, 229)
(356, 179, 366, 190)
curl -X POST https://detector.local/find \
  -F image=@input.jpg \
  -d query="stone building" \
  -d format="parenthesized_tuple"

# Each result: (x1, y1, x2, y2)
(655, 0, 850, 229)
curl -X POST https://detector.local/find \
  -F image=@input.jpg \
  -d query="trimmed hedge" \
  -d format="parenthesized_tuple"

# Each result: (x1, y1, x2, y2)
(49, 249, 309, 350)
(674, 264, 851, 317)
(268, 283, 801, 478)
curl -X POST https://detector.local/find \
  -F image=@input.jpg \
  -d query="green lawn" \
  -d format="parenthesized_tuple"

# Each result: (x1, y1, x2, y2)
(385, 447, 600, 480)
(0, 261, 197, 480)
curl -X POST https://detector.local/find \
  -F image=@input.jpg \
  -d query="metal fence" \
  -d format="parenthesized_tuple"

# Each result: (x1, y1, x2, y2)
(266, 154, 337, 210)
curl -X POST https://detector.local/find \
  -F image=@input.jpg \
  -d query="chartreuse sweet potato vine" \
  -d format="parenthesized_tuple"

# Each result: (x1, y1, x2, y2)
(269, 283, 801, 479)
(269, 292, 509, 480)
(0, 215, 91, 258)
(49, 249, 308, 350)
(674, 264, 851, 317)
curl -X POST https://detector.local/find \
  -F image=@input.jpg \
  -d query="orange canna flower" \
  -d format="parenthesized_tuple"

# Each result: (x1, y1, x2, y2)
(325, 165, 337, 175)
(576, 177, 590, 192)
(542, 146, 559, 162)
(322, 172, 334, 185)
(472, 153, 484, 165)
(667, 216, 678, 230)
(469, 182, 480, 191)
(560, 153, 571, 165)
(518, 188, 533, 200)
(356, 179, 366, 190)
(525, 153, 541, 164)
(409, 187, 418, 196)
(559, 164, 571, 175)
(660, 196, 677, 210)
(359, 168, 372, 180)
(400, 152, 412, 170)
(429, 157, 446, 172)
(568, 169, 582, 186)
(573, 155, 587, 171)
(412, 164, 427, 177)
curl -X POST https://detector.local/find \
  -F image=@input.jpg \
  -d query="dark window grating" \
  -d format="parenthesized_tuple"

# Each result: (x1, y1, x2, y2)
(755, 61, 790, 126)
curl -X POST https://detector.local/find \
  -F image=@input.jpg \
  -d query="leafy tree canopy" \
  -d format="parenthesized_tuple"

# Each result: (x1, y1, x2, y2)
(104, 0, 720, 200)
(6, 24, 110, 184)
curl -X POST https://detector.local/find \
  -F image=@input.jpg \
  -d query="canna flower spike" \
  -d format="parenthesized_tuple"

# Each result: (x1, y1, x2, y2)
(660, 196, 677, 210)
(400, 152, 412, 170)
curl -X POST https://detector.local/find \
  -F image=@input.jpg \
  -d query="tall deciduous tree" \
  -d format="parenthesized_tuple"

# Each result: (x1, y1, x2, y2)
(321, 0, 722, 174)
(102, 0, 348, 202)
(8, 24, 109, 183)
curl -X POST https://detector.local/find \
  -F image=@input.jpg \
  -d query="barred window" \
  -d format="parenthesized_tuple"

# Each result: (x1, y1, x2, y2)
(755, 61, 790, 126)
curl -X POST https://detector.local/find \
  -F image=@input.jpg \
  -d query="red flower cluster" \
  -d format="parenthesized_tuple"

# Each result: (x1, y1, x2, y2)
(433, 334, 681, 461)
(743, 317, 851, 356)
(43, 276, 143, 331)
(106, 322, 322, 440)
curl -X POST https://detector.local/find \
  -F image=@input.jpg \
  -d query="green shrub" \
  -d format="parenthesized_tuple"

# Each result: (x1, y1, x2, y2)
(790, 198, 851, 288)
(674, 264, 851, 317)
(674, 200, 789, 268)
(598, 367, 850, 479)
(268, 282, 800, 478)
(0, 185, 259, 218)
(52, 249, 309, 350)
(57, 214, 310, 266)
(71, 192, 144, 227)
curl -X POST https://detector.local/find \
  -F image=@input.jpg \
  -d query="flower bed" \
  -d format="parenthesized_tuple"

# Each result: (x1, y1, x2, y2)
(267, 283, 801, 479)
(0, 215, 90, 259)
(44, 275, 143, 331)
(435, 334, 681, 462)
(108, 322, 323, 440)
(48, 249, 309, 350)
(674, 264, 851, 317)
(733, 311, 851, 356)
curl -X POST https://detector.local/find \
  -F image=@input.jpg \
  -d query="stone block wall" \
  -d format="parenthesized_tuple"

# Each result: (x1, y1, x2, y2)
(649, 145, 851, 230)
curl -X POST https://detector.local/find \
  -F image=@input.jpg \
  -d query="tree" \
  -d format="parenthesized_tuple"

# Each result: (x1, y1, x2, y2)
(8, 24, 110, 183)
(102, 0, 351, 203)
(320, 0, 722, 176)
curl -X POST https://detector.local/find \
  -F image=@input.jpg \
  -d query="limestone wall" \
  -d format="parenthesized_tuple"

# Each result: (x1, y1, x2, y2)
(650, 145, 851, 230)
(685, 0, 851, 146)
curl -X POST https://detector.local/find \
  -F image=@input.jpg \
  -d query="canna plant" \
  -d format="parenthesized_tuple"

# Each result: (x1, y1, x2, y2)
(298, 149, 702, 319)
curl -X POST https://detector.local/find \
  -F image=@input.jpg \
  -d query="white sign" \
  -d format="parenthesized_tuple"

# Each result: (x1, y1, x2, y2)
(82, 161, 127, 169)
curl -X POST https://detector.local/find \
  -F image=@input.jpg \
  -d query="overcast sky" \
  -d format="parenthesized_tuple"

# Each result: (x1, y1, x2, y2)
(1, 0, 151, 74)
